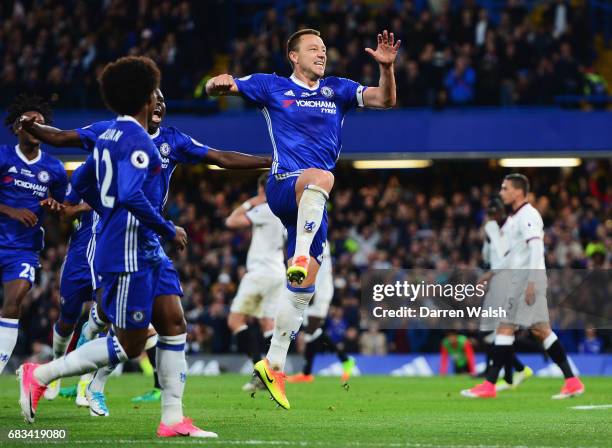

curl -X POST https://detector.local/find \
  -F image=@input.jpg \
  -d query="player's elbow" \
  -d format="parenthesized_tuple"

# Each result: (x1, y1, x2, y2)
(225, 216, 238, 229)
(383, 95, 396, 108)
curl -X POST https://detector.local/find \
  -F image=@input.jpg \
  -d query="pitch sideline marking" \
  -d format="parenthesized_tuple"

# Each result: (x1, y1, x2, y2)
(570, 404, 612, 410)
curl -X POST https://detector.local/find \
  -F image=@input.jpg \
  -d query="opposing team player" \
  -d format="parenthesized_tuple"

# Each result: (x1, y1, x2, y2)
(206, 28, 400, 409)
(22, 87, 271, 406)
(287, 243, 355, 385)
(17, 56, 218, 438)
(225, 173, 286, 392)
(479, 197, 532, 391)
(0, 94, 67, 375)
(462, 174, 584, 399)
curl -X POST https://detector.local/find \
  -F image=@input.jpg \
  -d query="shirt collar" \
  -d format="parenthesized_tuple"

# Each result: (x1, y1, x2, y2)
(117, 115, 144, 129)
(290, 73, 320, 91)
(15, 144, 41, 165)
(510, 201, 529, 215)
(149, 128, 160, 139)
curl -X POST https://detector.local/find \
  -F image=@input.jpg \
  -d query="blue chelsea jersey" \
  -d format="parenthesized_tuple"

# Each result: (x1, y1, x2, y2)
(0, 144, 67, 251)
(64, 180, 99, 263)
(72, 117, 176, 273)
(234, 73, 366, 175)
(76, 121, 209, 210)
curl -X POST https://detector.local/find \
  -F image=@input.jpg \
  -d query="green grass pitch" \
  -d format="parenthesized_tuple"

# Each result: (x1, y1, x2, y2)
(0, 374, 611, 447)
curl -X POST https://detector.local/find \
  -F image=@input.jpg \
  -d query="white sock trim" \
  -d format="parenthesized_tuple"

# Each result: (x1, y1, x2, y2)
(144, 333, 158, 351)
(0, 317, 19, 324)
(158, 334, 187, 345)
(495, 334, 515, 346)
(90, 304, 106, 327)
(304, 184, 329, 200)
(543, 332, 558, 350)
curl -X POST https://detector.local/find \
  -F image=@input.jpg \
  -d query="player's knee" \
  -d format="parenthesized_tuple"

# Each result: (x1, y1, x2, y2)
(530, 324, 550, 341)
(164, 316, 187, 335)
(56, 319, 75, 336)
(121, 340, 147, 359)
(300, 168, 334, 193)
(1, 300, 20, 318)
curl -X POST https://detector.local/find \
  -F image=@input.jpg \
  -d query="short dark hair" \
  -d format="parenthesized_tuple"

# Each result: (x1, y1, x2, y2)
(258, 172, 268, 189)
(488, 197, 504, 213)
(504, 173, 530, 195)
(99, 56, 160, 116)
(4, 94, 52, 131)
(286, 28, 321, 68)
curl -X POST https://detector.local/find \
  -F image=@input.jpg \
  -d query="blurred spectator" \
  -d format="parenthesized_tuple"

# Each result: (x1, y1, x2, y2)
(360, 323, 387, 355)
(439, 332, 476, 375)
(444, 57, 476, 104)
(579, 328, 603, 354)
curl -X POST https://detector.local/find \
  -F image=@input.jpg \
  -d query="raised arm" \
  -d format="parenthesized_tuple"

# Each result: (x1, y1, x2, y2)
(362, 30, 401, 109)
(205, 74, 240, 97)
(225, 195, 265, 229)
(205, 148, 271, 170)
(19, 115, 84, 148)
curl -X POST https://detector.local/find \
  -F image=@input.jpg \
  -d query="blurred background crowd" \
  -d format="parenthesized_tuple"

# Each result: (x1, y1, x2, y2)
(11, 161, 611, 362)
(0, 0, 611, 109)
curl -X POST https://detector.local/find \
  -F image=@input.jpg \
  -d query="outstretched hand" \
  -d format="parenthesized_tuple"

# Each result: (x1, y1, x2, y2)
(18, 114, 37, 131)
(365, 30, 401, 67)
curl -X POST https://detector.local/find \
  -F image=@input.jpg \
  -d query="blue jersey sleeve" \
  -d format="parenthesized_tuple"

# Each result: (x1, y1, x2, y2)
(65, 181, 81, 204)
(49, 163, 68, 203)
(234, 73, 275, 105)
(117, 145, 176, 240)
(171, 128, 209, 164)
(72, 155, 103, 213)
(0, 145, 7, 171)
(76, 120, 112, 152)
(336, 77, 367, 110)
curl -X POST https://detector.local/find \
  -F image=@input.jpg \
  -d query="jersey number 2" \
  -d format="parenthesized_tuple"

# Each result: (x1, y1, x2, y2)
(93, 148, 116, 208)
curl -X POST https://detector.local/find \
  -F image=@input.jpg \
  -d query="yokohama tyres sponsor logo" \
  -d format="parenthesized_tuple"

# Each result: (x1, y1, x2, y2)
(282, 99, 337, 109)
(15, 179, 48, 197)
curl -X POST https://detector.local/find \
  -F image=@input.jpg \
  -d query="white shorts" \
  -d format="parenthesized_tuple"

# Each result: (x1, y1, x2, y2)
(479, 270, 511, 332)
(306, 255, 334, 319)
(230, 271, 285, 319)
(499, 270, 549, 328)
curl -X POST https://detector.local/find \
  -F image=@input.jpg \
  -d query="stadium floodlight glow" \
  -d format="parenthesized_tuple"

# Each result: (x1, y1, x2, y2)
(352, 160, 432, 169)
(64, 161, 84, 171)
(499, 158, 582, 168)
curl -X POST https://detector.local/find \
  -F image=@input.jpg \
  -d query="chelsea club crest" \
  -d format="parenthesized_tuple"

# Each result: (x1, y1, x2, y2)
(160, 143, 171, 156)
(321, 86, 334, 98)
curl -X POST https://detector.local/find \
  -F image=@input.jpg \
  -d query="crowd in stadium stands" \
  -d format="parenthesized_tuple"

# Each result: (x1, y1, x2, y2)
(10, 162, 611, 363)
(0, 0, 608, 109)
(0, 0, 214, 108)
